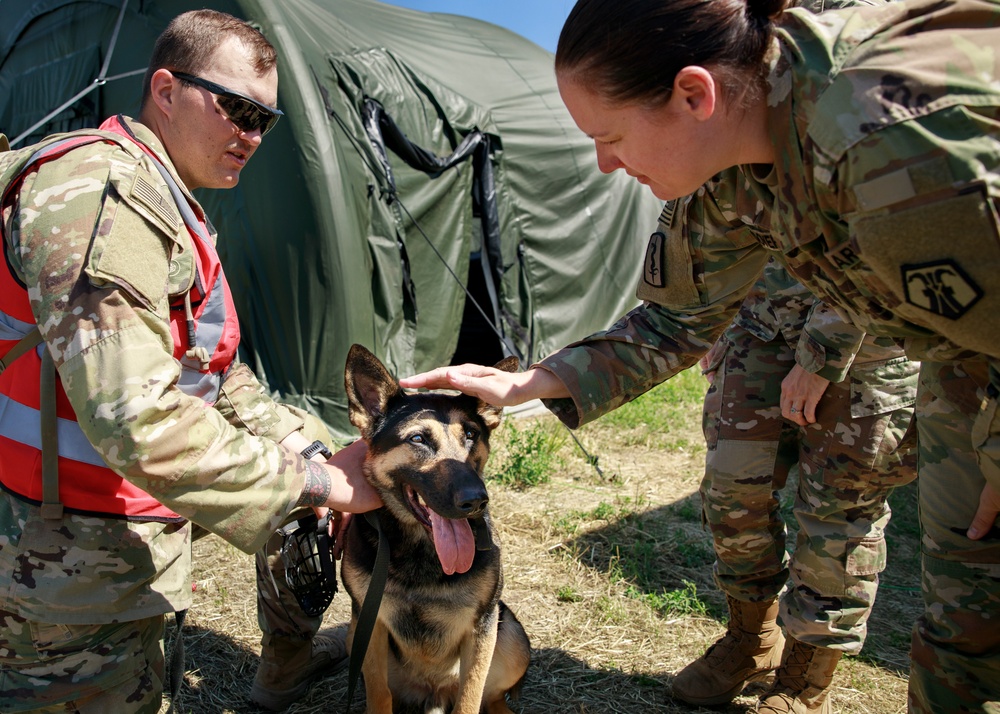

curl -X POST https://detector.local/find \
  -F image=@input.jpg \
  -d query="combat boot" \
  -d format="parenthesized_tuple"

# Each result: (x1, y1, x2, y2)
(756, 637, 843, 714)
(671, 596, 785, 705)
(250, 627, 349, 711)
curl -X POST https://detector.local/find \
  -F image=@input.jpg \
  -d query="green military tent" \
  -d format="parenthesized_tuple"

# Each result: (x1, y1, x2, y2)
(0, 0, 661, 438)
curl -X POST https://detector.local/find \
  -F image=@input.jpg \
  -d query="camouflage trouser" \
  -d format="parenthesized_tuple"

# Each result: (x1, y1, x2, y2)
(701, 325, 917, 653)
(0, 608, 165, 713)
(908, 359, 1000, 714)
(0, 517, 324, 713)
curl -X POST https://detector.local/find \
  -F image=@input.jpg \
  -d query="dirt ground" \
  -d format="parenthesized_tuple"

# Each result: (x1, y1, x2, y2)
(163, 408, 921, 714)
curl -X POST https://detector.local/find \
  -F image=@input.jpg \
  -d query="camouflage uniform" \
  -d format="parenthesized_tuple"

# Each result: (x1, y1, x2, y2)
(537, 0, 1000, 710)
(0, 118, 327, 711)
(702, 259, 917, 651)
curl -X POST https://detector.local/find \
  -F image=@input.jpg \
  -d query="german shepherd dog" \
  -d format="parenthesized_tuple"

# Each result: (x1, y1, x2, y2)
(341, 344, 531, 714)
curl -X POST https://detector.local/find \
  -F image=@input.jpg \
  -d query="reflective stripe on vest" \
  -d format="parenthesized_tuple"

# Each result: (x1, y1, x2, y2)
(0, 126, 240, 520)
(146, 143, 238, 399)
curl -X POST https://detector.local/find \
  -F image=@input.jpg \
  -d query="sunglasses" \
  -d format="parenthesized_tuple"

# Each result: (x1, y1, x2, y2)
(172, 71, 283, 136)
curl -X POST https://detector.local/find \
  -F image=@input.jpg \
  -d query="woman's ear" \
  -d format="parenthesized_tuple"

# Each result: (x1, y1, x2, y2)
(672, 66, 717, 121)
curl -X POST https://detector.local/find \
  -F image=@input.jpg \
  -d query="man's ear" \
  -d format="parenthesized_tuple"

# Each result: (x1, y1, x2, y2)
(148, 68, 178, 119)
(672, 66, 717, 121)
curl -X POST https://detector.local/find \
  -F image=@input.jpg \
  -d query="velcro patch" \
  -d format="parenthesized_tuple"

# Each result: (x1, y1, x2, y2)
(853, 168, 916, 211)
(853, 156, 953, 211)
(93, 201, 171, 309)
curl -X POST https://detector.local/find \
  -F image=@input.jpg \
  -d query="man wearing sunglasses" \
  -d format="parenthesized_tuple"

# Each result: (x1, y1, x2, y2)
(171, 71, 283, 137)
(0, 9, 380, 713)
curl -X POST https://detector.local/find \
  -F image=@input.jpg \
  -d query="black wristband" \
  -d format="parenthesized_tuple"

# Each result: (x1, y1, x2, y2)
(301, 439, 333, 460)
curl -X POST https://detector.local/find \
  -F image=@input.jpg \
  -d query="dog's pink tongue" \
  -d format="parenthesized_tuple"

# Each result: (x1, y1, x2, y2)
(429, 511, 475, 575)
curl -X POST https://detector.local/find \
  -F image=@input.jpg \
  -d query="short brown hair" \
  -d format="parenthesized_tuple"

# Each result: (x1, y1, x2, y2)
(140, 10, 277, 108)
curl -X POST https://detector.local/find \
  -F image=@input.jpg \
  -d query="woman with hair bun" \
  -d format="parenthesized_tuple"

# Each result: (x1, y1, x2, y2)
(402, 1, 1000, 711)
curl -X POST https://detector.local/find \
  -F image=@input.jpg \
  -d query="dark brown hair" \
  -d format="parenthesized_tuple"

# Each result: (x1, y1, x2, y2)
(555, 0, 787, 107)
(140, 10, 277, 108)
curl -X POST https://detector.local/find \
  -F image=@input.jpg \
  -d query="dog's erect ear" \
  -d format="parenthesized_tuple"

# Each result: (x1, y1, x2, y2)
(344, 344, 402, 438)
(476, 355, 521, 431)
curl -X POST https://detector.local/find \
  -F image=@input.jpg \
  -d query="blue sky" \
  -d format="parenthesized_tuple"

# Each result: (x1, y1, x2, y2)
(379, 1, 576, 52)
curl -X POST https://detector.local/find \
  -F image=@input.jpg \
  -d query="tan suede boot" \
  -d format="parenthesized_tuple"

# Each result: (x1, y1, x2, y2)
(671, 596, 785, 705)
(756, 637, 843, 714)
(250, 627, 349, 711)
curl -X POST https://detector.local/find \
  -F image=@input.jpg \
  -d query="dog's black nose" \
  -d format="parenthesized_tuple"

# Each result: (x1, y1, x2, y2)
(455, 486, 488, 517)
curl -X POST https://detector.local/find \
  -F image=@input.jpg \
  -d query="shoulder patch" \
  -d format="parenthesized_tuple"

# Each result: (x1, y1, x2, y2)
(643, 232, 667, 288)
(129, 171, 181, 234)
(902, 260, 982, 320)
(635, 228, 702, 308)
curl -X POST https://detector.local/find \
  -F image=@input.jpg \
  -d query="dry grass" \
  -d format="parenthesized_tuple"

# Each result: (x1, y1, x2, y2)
(163, 374, 921, 713)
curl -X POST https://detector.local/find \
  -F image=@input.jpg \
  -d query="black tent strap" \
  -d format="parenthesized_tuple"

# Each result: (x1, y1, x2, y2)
(361, 99, 519, 361)
(362, 99, 483, 182)
(362, 99, 505, 290)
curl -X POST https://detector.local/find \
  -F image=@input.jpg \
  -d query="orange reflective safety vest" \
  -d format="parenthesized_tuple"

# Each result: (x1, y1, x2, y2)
(0, 117, 241, 521)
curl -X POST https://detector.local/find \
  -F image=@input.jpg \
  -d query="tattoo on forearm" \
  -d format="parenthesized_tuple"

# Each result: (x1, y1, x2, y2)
(297, 460, 332, 508)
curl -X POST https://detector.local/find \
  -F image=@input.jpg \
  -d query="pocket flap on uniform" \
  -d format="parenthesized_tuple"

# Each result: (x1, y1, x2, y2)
(845, 536, 887, 577)
(849, 356, 919, 418)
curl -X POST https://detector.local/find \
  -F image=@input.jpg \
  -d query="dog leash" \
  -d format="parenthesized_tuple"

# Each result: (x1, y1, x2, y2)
(345, 510, 390, 713)
(165, 609, 187, 714)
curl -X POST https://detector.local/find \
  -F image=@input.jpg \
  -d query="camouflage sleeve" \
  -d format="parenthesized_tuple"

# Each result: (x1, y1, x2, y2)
(795, 300, 867, 382)
(730, 274, 776, 343)
(14, 144, 307, 553)
(215, 363, 306, 442)
(538, 180, 769, 427)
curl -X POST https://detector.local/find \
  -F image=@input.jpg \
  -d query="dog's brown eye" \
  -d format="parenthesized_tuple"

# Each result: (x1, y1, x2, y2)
(409, 434, 424, 444)
(464, 428, 478, 441)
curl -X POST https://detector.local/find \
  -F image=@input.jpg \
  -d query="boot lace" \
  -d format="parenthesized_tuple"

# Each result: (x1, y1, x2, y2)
(772, 644, 812, 694)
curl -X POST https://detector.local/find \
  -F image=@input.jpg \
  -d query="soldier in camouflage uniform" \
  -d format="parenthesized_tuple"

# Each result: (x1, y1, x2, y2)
(669, 257, 917, 708)
(0, 11, 380, 713)
(402, 0, 1000, 711)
